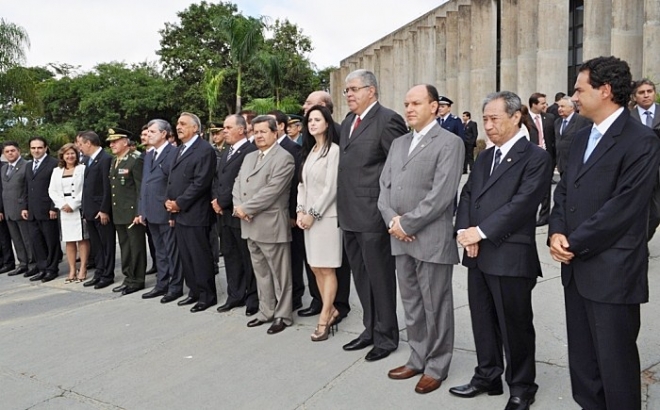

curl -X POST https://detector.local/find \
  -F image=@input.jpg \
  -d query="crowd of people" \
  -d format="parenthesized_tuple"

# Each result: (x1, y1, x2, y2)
(1, 55, 659, 410)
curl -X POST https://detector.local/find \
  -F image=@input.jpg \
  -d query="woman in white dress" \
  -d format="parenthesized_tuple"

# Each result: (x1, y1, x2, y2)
(48, 143, 89, 283)
(296, 105, 342, 341)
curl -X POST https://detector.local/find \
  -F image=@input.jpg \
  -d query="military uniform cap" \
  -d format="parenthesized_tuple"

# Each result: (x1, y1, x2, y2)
(438, 96, 454, 105)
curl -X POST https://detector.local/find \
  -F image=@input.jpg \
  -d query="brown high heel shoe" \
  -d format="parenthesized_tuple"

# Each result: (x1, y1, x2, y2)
(311, 322, 335, 342)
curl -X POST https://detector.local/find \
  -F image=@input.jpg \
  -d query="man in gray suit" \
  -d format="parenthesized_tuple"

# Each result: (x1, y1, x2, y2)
(378, 84, 464, 394)
(1, 141, 36, 277)
(233, 116, 295, 335)
(337, 69, 408, 362)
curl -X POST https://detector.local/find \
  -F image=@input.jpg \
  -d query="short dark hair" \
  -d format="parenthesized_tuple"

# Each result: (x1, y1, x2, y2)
(239, 109, 257, 124)
(28, 136, 48, 148)
(554, 92, 566, 102)
(528, 92, 546, 107)
(141, 124, 148, 131)
(267, 110, 288, 128)
(634, 78, 656, 93)
(2, 141, 20, 151)
(77, 130, 101, 146)
(578, 56, 633, 107)
(462, 111, 471, 119)
(252, 115, 277, 132)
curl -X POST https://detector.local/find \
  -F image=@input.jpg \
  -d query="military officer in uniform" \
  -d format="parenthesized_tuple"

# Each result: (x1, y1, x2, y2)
(209, 125, 227, 158)
(107, 129, 147, 295)
(436, 96, 465, 140)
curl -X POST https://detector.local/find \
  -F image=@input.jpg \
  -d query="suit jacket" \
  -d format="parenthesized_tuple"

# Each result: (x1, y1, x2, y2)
(110, 151, 143, 225)
(547, 103, 560, 118)
(278, 136, 301, 219)
(166, 137, 216, 227)
(456, 137, 552, 278)
(529, 112, 556, 161)
(437, 114, 465, 140)
(139, 144, 175, 225)
(337, 101, 408, 232)
(1, 158, 28, 221)
(212, 140, 257, 229)
(631, 102, 660, 137)
(464, 120, 478, 145)
(233, 144, 295, 243)
(297, 143, 339, 218)
(49, 164, 85, 212)
(24, 155, 58, 220)
(554, 113, 592, 174)
(378, 123, 464, 264)
(549, 109, 660, 304)
(82, 149, 113, 220)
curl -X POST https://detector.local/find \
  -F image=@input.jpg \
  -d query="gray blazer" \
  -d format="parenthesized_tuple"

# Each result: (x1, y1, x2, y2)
(631, 102, 660, 132)
(233, 144, 295, 244)
(1, 158, 28, 221)
(378, 123, 464, 264)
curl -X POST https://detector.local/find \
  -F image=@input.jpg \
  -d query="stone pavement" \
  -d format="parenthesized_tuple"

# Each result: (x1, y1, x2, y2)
(1, 176, 659, 410)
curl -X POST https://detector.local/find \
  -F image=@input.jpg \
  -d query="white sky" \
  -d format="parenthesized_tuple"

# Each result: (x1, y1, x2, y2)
(4, 0, 444, 72)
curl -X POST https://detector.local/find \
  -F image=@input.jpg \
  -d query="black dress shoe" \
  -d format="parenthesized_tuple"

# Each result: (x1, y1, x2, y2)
(160, 294, 182, 304)
(504, 396, 535, 410)
(297, 305, 322, 317)
(245, 306, 259, 316)
(94, 279, 114, 289)
(112, 284, 127, 293)
(342, 337, 373, 351)
(83, 277, 100, 287)
(145, 266, 157, 275)
(9, 266, 27, 276)
(177, 296, 198, 306)
(29, 272, 46, 281)
(448, 382, 503, 398)
(247, 318, 267, 327)
(267, 318, 287, 334)
(41, 272, 58, 283)
(190, 303, 210, 313)
(0, 265, 15, 274)
(365, 347, 391, 362)
(24, 267, 39, 277)
(122, 286, 145, 296)
(142, 288, 167, 299)
(216, 300, 244, 313)
(292, 300, 303, 311)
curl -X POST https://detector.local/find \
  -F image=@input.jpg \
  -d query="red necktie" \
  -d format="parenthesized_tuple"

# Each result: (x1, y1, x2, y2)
(351, 117, 361, 137)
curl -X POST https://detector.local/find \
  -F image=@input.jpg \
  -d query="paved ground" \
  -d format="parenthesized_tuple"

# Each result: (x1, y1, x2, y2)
(1, 176, 659, 409)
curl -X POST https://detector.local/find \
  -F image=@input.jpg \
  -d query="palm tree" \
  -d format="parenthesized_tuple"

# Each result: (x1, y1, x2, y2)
(0, 18, 30, 72)
(202, 67, 225, 123)
(216, 14, 266, 113)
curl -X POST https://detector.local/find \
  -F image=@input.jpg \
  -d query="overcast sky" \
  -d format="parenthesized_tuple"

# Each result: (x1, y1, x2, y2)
(4, 0, 444, 73)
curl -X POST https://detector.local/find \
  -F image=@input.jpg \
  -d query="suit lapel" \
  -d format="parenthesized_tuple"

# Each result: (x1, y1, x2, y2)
(476, 139, 527, 199)
(576, 110, 628, 180)
(404, 126, 439, 165)
(344, 102, 380, 148)
(247, 145, 277, 177)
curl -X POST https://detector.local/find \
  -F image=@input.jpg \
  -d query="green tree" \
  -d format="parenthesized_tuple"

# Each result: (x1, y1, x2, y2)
(202, 67, 225, 124)
(0, 18, 30, 71)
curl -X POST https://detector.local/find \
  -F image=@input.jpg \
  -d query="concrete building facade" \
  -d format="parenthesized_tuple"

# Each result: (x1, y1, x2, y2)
(330, 0, 660, 137)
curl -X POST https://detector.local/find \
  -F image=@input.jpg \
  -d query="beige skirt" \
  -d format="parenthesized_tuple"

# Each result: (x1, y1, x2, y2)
(303, 216, 342, 268)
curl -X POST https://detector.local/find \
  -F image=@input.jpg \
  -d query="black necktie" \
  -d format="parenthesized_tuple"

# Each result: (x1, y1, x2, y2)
(492, 149, 502, 174)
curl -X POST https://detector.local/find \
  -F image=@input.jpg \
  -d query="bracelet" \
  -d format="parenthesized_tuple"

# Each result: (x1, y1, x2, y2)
(296, 205, 306, 213)
(308, 208, 322, 221)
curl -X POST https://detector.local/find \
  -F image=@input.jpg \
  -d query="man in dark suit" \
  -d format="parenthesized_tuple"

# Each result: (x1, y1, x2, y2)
(630, 79, 660, 239)
(462, 111, 478, 173)
(268, 110, 304, 312)
(337, 69, 407, 362)
(553, 96, 592, 176)
(107, 131, 146, 295)
(233, 116, 295, 334)
(450, 91, 552, 410)
(166, 112, 217, 313)
(22, 137, 60, 282)
(213, 114, 258, 316)
(528, 92, 556, 226)
(298, 90, 352, 322)
(77, 131, 116, 289)
(139, 119, 184, 303)
(549, 56, 660, 410)
(436, 96, 465, 140)
(1, 142, 37, 278)
(0, 168, 15, 274)
(379, 84, 464, 394)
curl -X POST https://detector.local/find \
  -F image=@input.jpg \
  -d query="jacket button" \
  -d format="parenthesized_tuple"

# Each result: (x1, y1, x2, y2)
(402, 166, 406, 171)
(574, 183, 579, 188)
(569, 206, 575, 212)
(475, 204, 480, 209)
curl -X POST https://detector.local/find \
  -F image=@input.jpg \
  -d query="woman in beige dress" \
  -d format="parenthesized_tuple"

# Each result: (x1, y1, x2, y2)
(48, 143, 89, 282)
(296, 105, 342, 341)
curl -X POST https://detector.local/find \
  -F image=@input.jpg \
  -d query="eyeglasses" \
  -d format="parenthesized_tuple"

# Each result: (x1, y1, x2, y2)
(342, 85, 370, 96)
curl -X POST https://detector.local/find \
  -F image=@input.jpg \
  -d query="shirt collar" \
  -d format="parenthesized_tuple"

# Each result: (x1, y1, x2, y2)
(89, 147, 103, 161)
(260, 143, 276, 158)
(637, 103, 656, 118)
(355, 101, 378, 122)
(495, 128, 527, 159)
(232, 138, 248, 151)
(413, 121, 437, 139)
(594, 106, 624, 136)
(564, 112, 575, 123)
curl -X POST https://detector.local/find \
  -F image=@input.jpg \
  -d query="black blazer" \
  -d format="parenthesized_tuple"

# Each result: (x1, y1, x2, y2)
(549, 109, 660, 304)
(139, 144, 175, 225)
(82, 149, 113, 220)
(278, 136, 301, 219)
(464, 120, 478, 145)
(212, 140, 256, 228)
(456, 137, 552, 278)
(337, 102, 408, 232)
(24, 155, 58, 220)
(529, 112, 556, 161)
(553, 113, 592, 174)
(166, 137, 216, 227)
